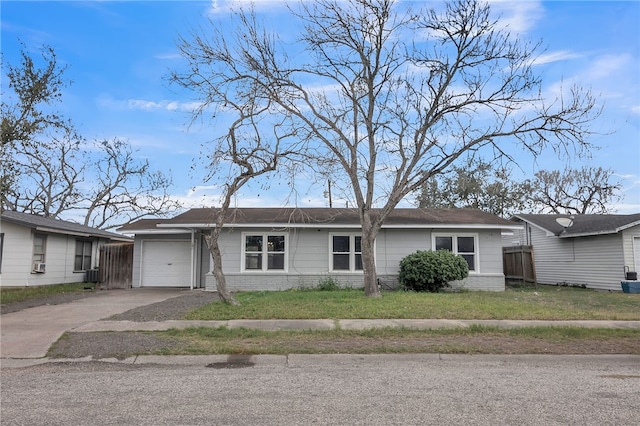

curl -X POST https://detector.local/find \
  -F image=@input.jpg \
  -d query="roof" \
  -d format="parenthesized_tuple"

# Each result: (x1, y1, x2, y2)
(118, 207, 521, 233)
(1, 211, 132, 242)
(513, 213, 640, 238)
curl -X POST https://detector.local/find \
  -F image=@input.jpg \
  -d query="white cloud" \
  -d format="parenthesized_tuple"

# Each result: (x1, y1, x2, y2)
(583, 54, 632, 81)
(489, 0, 544, 34)
(154, 52, 182, 60)
(98, 96, 203, 113)
(207, 0, 287, 16)
(531, 50, 582, 66)
(127, 99, 201, 112)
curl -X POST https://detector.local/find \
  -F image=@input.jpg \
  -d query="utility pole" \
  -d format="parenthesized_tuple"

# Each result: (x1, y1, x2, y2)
(325, 179, 333, 208)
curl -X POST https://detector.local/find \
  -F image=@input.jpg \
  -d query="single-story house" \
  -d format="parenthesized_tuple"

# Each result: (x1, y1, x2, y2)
(117, 207, 522, 292)
(0, 211, 132, 287)
(508, 213, 640, 291)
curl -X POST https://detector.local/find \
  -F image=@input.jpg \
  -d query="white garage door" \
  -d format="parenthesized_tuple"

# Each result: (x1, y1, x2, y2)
(141, 240, 191, 287)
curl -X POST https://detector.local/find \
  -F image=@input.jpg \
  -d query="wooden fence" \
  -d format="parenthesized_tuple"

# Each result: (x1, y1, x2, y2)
(502, 245, 536, 286)
(99, 243, 134, 289)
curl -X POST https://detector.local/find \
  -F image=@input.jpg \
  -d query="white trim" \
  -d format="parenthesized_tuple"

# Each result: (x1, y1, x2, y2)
(432, 232, 480, 273)
(190, 230, 195, 290)
(329, 232, 372, 273)
(120, 229, 192, 235)
(240, 232, 289, 273)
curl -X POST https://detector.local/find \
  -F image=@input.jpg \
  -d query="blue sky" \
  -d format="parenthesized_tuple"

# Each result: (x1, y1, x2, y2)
(2, 0, 639, 214)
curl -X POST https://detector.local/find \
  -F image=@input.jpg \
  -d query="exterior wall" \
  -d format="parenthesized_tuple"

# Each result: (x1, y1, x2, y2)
(526, 223, 626, 291)
(204, 227, 506, 292)
(622, 225, 640, 276)
(0, 221, 105, 287)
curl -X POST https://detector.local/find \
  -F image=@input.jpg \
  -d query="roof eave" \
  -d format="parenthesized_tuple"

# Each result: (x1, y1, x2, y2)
(153, 222, 522, 230)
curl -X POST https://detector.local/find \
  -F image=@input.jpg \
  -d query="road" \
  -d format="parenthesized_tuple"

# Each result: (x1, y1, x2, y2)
(1, 354, 639, 425)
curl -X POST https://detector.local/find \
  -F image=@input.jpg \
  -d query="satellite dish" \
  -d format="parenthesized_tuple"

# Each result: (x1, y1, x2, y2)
(556, 217, 574, 228)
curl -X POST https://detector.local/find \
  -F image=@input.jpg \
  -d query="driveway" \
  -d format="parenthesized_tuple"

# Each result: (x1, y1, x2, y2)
(0, 288, 188, 359)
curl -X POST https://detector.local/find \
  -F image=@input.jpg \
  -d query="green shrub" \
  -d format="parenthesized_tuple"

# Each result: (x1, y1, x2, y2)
(317, 276, 341, 291)
(399, 250, 469, 293)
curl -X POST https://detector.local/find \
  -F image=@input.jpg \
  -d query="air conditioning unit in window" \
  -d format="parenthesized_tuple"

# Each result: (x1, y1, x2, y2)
(33, 263, 46, 273)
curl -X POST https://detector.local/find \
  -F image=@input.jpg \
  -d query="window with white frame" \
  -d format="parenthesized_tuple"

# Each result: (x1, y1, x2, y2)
(433, 233, 477, 271)
(243, 233, 287, 271)
(74, 239, 92, 271)
(33, 233, 47, 271)
(331, 234, 364, 272)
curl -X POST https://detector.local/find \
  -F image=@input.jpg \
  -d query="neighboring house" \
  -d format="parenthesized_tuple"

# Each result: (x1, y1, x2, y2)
(0, 211, 132, 287)
(508, 213, 640, 291)
(118, 208, 522, 292)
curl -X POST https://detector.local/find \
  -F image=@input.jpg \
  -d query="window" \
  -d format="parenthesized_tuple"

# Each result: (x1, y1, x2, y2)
(434, 233, 477, 271)
(74, 240, 93, 271)
(243, 234, 287, 271)
(33, 233, 47, 271)
(331, 234, 364, 272)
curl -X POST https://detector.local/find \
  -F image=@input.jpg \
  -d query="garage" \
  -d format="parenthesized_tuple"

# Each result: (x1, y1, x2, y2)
(140, 240, 192, 287)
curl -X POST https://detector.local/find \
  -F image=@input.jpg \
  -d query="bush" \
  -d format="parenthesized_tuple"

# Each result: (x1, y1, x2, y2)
(399, 250, 469, 293)
(317, 276, 341, 291)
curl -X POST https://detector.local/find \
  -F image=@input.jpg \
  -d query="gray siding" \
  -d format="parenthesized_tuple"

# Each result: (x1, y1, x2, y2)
(528, 224, 626, 291)
(202, 227, 505, 292)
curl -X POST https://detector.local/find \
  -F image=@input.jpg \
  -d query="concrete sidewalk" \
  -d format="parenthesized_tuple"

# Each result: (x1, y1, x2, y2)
(0, 288, 188, 359)
(74, 318, 640, 332)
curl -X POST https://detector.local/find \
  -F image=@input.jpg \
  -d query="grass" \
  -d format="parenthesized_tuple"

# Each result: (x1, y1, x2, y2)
(185, 286, 640, 321)
(41, 284, 640, 358)
(143, 325, 640, 356)
(0, 282, 94, 304)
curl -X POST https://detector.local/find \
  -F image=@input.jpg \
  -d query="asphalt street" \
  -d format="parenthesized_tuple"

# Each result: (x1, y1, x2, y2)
(2, 354, 639, 425)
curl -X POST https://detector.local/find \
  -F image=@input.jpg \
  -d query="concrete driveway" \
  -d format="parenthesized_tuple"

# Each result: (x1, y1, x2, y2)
(0, 288, 188, 359)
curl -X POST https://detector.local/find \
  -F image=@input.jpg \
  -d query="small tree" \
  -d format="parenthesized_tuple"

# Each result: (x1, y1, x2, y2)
(399, 250, 469, 293)
(1, 42, 73, 148)
(416, 157, 533, 217)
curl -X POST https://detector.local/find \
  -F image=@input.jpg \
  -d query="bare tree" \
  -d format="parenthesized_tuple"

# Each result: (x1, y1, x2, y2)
(172, 34, 301, 302)
(1, 131, 84, 216)
(4, 136, 181, 229)
(528, 167, 622, 214)
(80, 138, 182, 230)
(175, 0, 600, 296)
(202, 114, 295, 304)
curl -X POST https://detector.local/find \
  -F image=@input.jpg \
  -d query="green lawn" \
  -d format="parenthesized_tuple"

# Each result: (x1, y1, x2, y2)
(185, 286, 640, 321)
(0, 283, 94, 304)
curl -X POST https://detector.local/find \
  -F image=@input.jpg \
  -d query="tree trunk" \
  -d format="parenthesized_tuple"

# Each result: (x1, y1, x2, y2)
(360, 215, 381, 297)
(204, 232, 239, 305)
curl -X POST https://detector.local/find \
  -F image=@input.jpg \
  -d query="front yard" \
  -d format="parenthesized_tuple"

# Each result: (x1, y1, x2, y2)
(185, 285, 640, 321)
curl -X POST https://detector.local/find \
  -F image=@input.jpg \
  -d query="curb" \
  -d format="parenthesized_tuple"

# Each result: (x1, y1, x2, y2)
(71, 319, 640, 333)
(3, 353, 640, 370)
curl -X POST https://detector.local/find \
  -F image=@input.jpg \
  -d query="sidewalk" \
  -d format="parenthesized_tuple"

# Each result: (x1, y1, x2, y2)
(2, 286, 639, 369)
(74, 318, 640, 333)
